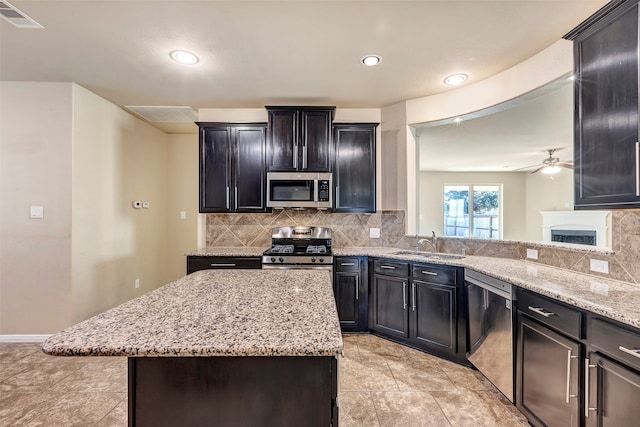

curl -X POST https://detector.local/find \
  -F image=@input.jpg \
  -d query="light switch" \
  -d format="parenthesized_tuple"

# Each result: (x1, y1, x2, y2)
(30, 205, 44, 219)
(142, 202, 150, 209)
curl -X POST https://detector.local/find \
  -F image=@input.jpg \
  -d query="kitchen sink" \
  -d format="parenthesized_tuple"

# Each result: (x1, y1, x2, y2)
(390, 251, 465, 260)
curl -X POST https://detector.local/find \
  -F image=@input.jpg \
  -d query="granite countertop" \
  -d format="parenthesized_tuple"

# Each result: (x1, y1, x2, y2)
(335, 247, 640, 329)
(43, 270, 343, 357)
(186, 247, 268, 257)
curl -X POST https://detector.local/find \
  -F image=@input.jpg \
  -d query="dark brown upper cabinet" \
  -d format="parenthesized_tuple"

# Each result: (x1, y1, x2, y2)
(567, 0, 640, 209)
(197, 123, 268, 213)
(333, 123, 377, 213)
(266, 106, 335, 172)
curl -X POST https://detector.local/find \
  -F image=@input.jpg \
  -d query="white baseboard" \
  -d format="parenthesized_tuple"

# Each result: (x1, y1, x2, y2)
(0, 334, 51, 343)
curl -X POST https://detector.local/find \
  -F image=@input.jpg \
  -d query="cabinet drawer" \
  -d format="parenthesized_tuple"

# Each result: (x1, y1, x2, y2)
(590, 317, 640, 371)
(187, 256, 262, 274)
(412, 264, 457, 285)
(373, 259, 410, 277)
(335, 257, 361, 272)
(518, 290, 583, 340)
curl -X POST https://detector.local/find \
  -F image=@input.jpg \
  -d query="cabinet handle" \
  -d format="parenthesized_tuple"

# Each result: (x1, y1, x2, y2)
(293, 144, 298, 169)
(585, 358, 597, 417)
(302, 142, 307, 170)
(341, 263, 355, 266)
(619, 345, 640, 359)
(421, 270, 438, 276)
(412, 283, 416, 311)
(210, 263, 236, 267)
(402, 282, 407, 309)
(226, 186, 230, 210)
(381, 265, 396, 270)
(635, 142, 639, 197)
(527, 306, 555, 318)
(565, 351, 578, 403)
(355, 277, 359, 301)
(234, 187, 238, 210)
(336, 186, 340, 207)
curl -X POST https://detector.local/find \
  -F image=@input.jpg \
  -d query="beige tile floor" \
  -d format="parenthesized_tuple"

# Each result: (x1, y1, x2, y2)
(0, 335, 529, 426)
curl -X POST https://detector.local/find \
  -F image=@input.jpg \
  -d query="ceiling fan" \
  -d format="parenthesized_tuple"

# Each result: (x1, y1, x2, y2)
(519, 149, 574, 175)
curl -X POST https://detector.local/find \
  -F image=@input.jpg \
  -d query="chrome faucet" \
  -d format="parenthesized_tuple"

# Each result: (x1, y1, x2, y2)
(415, 231, 438, 252)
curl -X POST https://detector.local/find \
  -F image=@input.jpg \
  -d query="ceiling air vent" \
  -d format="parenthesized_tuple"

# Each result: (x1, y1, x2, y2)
(0, 1, 43, 29)
(124, 106, 198, 122)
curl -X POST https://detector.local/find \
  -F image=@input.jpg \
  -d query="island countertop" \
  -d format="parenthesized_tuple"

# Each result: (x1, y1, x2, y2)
(43, 269, 343, 357)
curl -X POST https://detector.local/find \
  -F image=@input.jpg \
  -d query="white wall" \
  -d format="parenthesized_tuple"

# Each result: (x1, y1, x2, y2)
(0, 82, 74, 334)
(0, 82, 172, 334)
(418, 171, 527, 241)
(525, 169, 574, 241)
(71, 85, 169, 323)
(165, 133, 199, 280)
(404, 40, 575, 235)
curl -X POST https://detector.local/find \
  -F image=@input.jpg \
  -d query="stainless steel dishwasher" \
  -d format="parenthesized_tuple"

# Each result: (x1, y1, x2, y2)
(465, 270, 516, 402)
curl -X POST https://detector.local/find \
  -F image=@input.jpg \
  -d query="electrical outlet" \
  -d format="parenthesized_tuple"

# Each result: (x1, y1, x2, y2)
(135, 279, 140, 289)
(370, 228, 380, 238)
(526, 248, 538, 260)
(180, 211, 187, 220)
(590, 259, 609, 274)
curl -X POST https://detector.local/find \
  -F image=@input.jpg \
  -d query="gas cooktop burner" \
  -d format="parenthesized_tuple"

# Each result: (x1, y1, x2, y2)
(306, 245, 327, 254)
(270, 244, 294, 254)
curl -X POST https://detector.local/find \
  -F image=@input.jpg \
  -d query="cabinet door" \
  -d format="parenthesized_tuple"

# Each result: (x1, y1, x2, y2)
(586, 353, 640, 427)
(233, 126, 267, 212)
(267, 109, 298, 172)
(372, 274, 408, 339)
(334, 271, 360, 330)
(300, 110, 332, 172)
(333, 124, 377, 213)
(574, 2, 640, 209)
(410, 280, 456, 353)
(516, 315, 581, 427)
(199, 127, 232, 212)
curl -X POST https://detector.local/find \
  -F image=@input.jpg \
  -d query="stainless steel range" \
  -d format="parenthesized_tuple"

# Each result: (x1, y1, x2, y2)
(262, 226, 332, 270)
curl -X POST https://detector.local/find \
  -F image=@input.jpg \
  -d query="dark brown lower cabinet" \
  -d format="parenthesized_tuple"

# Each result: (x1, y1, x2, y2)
(129, 356, 337, 427)
(371, 273, 409, 339)
(516, 314, 582, 427)
(585, 352, 640, 426)
(411, 280, 456, 354)
(333, 257, 368, 332)
(186, 256, 261, 274)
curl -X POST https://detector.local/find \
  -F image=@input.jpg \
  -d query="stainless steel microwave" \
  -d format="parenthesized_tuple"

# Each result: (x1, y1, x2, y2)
(266, 172, 332, 209)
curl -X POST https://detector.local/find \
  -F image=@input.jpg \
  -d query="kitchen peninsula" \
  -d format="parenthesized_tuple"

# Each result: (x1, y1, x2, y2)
(43, 269, 343, 427)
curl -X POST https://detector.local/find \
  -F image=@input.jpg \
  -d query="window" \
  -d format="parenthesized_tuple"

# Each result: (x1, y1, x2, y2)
(443, 185, 501, 239)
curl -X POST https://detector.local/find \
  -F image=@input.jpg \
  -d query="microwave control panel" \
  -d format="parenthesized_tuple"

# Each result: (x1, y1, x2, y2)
(318, 180, 330, 202)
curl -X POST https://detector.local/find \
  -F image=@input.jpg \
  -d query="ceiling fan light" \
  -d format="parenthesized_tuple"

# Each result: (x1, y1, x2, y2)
(541, 165, 562, 175)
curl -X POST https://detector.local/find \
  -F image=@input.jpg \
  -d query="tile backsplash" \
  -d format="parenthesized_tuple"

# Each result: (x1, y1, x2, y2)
(205, 209, 640, 285)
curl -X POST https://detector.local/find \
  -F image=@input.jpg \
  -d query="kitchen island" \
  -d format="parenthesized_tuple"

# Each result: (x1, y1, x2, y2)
(43, 269, 343, 427)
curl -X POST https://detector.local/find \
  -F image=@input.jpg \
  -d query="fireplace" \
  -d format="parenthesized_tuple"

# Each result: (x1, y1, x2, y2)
(540, 211, 611, 249)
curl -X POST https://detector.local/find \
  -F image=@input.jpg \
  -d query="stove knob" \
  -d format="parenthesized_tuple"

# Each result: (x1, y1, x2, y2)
(270, 257, 276, 263)
(311, 257, 316, 262)
(319, 258, 324, 263)
(278, 257, 284, 263)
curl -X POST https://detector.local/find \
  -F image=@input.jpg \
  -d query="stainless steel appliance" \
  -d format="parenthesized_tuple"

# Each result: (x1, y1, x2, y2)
(466, 270, 516, 402)
(266, 172, 332, 209)
(262, 226, 332, 270)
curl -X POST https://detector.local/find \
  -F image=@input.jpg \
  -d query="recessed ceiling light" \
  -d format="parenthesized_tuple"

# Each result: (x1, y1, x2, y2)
(361, 54, 382, 67)
(444, 73, 468, 85)
(170, 50, 199, 65)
